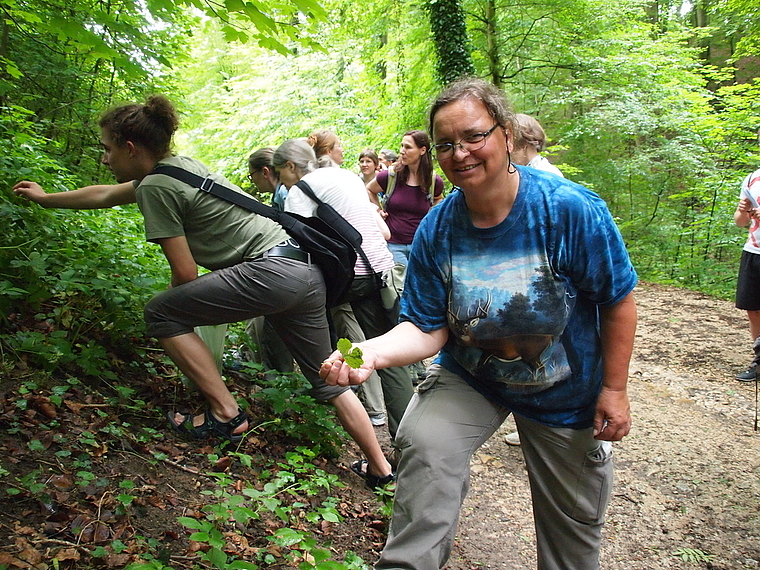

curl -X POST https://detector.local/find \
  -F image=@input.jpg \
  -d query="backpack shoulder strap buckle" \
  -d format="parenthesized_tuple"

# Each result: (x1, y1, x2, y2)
(199, 176, 215, 193)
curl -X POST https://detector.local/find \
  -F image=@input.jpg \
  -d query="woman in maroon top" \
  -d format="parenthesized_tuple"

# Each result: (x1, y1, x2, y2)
(367, 130, 444, 265)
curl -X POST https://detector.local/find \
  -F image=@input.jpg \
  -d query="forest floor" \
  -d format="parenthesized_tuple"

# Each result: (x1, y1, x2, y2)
(1, 281, 759, 569)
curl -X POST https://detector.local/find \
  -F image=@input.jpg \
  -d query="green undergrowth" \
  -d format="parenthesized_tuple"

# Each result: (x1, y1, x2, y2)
(0, 113, 391, 568)
(0, 356, 391, 569)
(0, 106, 167, 383)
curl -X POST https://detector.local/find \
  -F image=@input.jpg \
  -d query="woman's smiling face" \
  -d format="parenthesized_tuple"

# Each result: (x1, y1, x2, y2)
(359, 156, 377, 176)
(432, 98, 511, 191)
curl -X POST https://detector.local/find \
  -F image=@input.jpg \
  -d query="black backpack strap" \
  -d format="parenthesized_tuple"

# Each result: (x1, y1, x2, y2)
(150, 164, 357, 307)
(150, 164, 281, 222)
(294, 179, 375, 275)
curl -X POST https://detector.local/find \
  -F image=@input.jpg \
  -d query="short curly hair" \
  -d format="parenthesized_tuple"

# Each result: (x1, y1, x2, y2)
(428, 77, 515, 137)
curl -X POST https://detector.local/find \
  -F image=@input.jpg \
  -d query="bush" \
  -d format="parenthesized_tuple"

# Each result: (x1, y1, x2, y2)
(0, 105, 166, 378)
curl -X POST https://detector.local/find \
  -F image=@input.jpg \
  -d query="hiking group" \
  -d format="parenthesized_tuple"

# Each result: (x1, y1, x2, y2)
(14, 77, 639, 570)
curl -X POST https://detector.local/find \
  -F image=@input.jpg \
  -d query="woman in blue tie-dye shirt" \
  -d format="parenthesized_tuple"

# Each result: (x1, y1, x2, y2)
(320, 78, 637, 570)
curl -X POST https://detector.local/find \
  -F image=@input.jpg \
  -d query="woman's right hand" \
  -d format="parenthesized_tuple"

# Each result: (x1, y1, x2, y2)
(13, 181, 48, 204)
(11, 180, 137, 209)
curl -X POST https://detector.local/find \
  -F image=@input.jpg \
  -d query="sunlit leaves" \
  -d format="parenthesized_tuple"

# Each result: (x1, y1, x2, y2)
(336, 338, 363, 369)
(173, 0, 439, 183)
(724, 0, 760, 57)
(0, 56, 23, 79)
(173, 0, 327, 54)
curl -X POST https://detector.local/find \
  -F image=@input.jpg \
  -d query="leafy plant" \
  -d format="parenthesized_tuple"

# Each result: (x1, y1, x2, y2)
(373, 483, 396, 520)
(249, 367, 348, 456)
(337, 338, 364, 369)
(672, 547, 715, 563)
(0, 107, 169, 381)
(174, 447, 362, 570)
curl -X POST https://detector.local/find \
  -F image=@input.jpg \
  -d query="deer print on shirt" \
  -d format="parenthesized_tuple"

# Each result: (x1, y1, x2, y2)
(447, 291, 491, 343)
(447, 289, 555, 369)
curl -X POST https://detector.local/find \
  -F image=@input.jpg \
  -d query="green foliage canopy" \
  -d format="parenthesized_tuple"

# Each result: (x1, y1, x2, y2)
(3, 0, 760, 386)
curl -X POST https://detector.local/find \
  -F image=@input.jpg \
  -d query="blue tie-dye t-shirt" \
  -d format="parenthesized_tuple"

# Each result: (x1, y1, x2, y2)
(400, 166, 637, 429)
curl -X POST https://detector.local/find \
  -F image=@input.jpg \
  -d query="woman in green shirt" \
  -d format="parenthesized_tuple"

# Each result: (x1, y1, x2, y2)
(12, 96, 393, 482)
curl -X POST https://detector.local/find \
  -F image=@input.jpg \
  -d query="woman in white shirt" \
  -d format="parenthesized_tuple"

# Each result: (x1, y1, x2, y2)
(512, 113, 564, 177)
(274, 139, 415, 488)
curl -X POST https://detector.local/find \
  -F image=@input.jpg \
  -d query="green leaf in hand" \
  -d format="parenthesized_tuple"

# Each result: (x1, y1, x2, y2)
(337, 338, 364, 369)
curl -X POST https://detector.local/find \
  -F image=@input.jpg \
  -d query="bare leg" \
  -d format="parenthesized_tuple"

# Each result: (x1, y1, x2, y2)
(748, 310, 760, 341)
(160, 332, 247, 434)
(160, 333, 391, 475)
(330, 390, 393, 478)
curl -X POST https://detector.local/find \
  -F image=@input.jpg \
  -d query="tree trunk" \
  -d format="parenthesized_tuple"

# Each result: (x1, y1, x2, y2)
(427, 0, 475, 84)
(484, 0, 501, 87)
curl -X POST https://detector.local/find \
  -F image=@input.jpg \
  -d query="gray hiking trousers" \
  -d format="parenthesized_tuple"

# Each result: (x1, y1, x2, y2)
(376, 364, 613, 570)
(143, 254, 347, 402)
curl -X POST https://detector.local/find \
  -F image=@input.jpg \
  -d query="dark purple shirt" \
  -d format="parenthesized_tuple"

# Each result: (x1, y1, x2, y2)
(377, 169, 444, 244)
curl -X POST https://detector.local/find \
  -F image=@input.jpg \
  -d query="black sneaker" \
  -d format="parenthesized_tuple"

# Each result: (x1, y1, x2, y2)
(736, 365, 757, 382)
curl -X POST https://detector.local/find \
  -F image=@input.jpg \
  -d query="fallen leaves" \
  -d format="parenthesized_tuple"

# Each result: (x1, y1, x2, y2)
(0, 364, 391, 570)
(0, 551, 34, 569)
(53, 547, 80, 562)
(69, 515, 111, 543)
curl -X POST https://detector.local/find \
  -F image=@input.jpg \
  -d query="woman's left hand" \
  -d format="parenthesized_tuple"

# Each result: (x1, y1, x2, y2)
(592, 386, 631, 441)
(320, 346, 379, 386)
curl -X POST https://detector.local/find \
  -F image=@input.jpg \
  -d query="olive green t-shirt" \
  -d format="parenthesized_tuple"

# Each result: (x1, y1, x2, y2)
(136, 156, 288, 270)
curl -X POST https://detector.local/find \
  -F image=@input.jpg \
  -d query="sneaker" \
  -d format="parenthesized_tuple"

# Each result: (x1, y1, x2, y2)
(370, 414, 386, 427)
(736, 365, 757, 382)
(505, 431, 521, 446)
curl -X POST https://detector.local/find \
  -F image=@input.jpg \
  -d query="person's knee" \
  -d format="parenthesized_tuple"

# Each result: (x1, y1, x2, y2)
(143, 296, 163, 337)
(393, 415, 454, 464)
(313, 384, 350, 403)
(143, 293, 191, 339)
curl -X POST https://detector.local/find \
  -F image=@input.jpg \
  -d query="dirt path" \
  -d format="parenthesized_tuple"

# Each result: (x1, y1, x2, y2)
(444, 282, 760, 569)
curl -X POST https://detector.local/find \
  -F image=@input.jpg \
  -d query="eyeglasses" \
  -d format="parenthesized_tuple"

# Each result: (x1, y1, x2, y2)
(432, 124, 501, 160)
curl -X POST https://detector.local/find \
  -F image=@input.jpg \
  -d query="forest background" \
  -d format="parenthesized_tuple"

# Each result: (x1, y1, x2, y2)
(3, 0, 760, 379)
(0, 0, 760, 568)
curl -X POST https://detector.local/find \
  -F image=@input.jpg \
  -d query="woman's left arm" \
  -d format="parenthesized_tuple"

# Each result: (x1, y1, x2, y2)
(374, 207, 391, 240)
(366, 178, 383, 209)
(594, 291, 637, 441)
(156, 236, 199, 287)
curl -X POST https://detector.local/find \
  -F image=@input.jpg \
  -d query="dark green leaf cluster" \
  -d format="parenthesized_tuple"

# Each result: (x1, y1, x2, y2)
(0, 107, 166, 377)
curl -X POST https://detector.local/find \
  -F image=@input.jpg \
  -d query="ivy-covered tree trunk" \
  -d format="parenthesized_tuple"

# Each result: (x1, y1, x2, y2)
(483, 0, 501, 87)
(427, 0, 475, 84)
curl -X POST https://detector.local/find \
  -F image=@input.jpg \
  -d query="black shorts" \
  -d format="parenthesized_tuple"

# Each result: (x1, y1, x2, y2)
(736, 250, 760, 310)
(143, 255, 347, 402)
